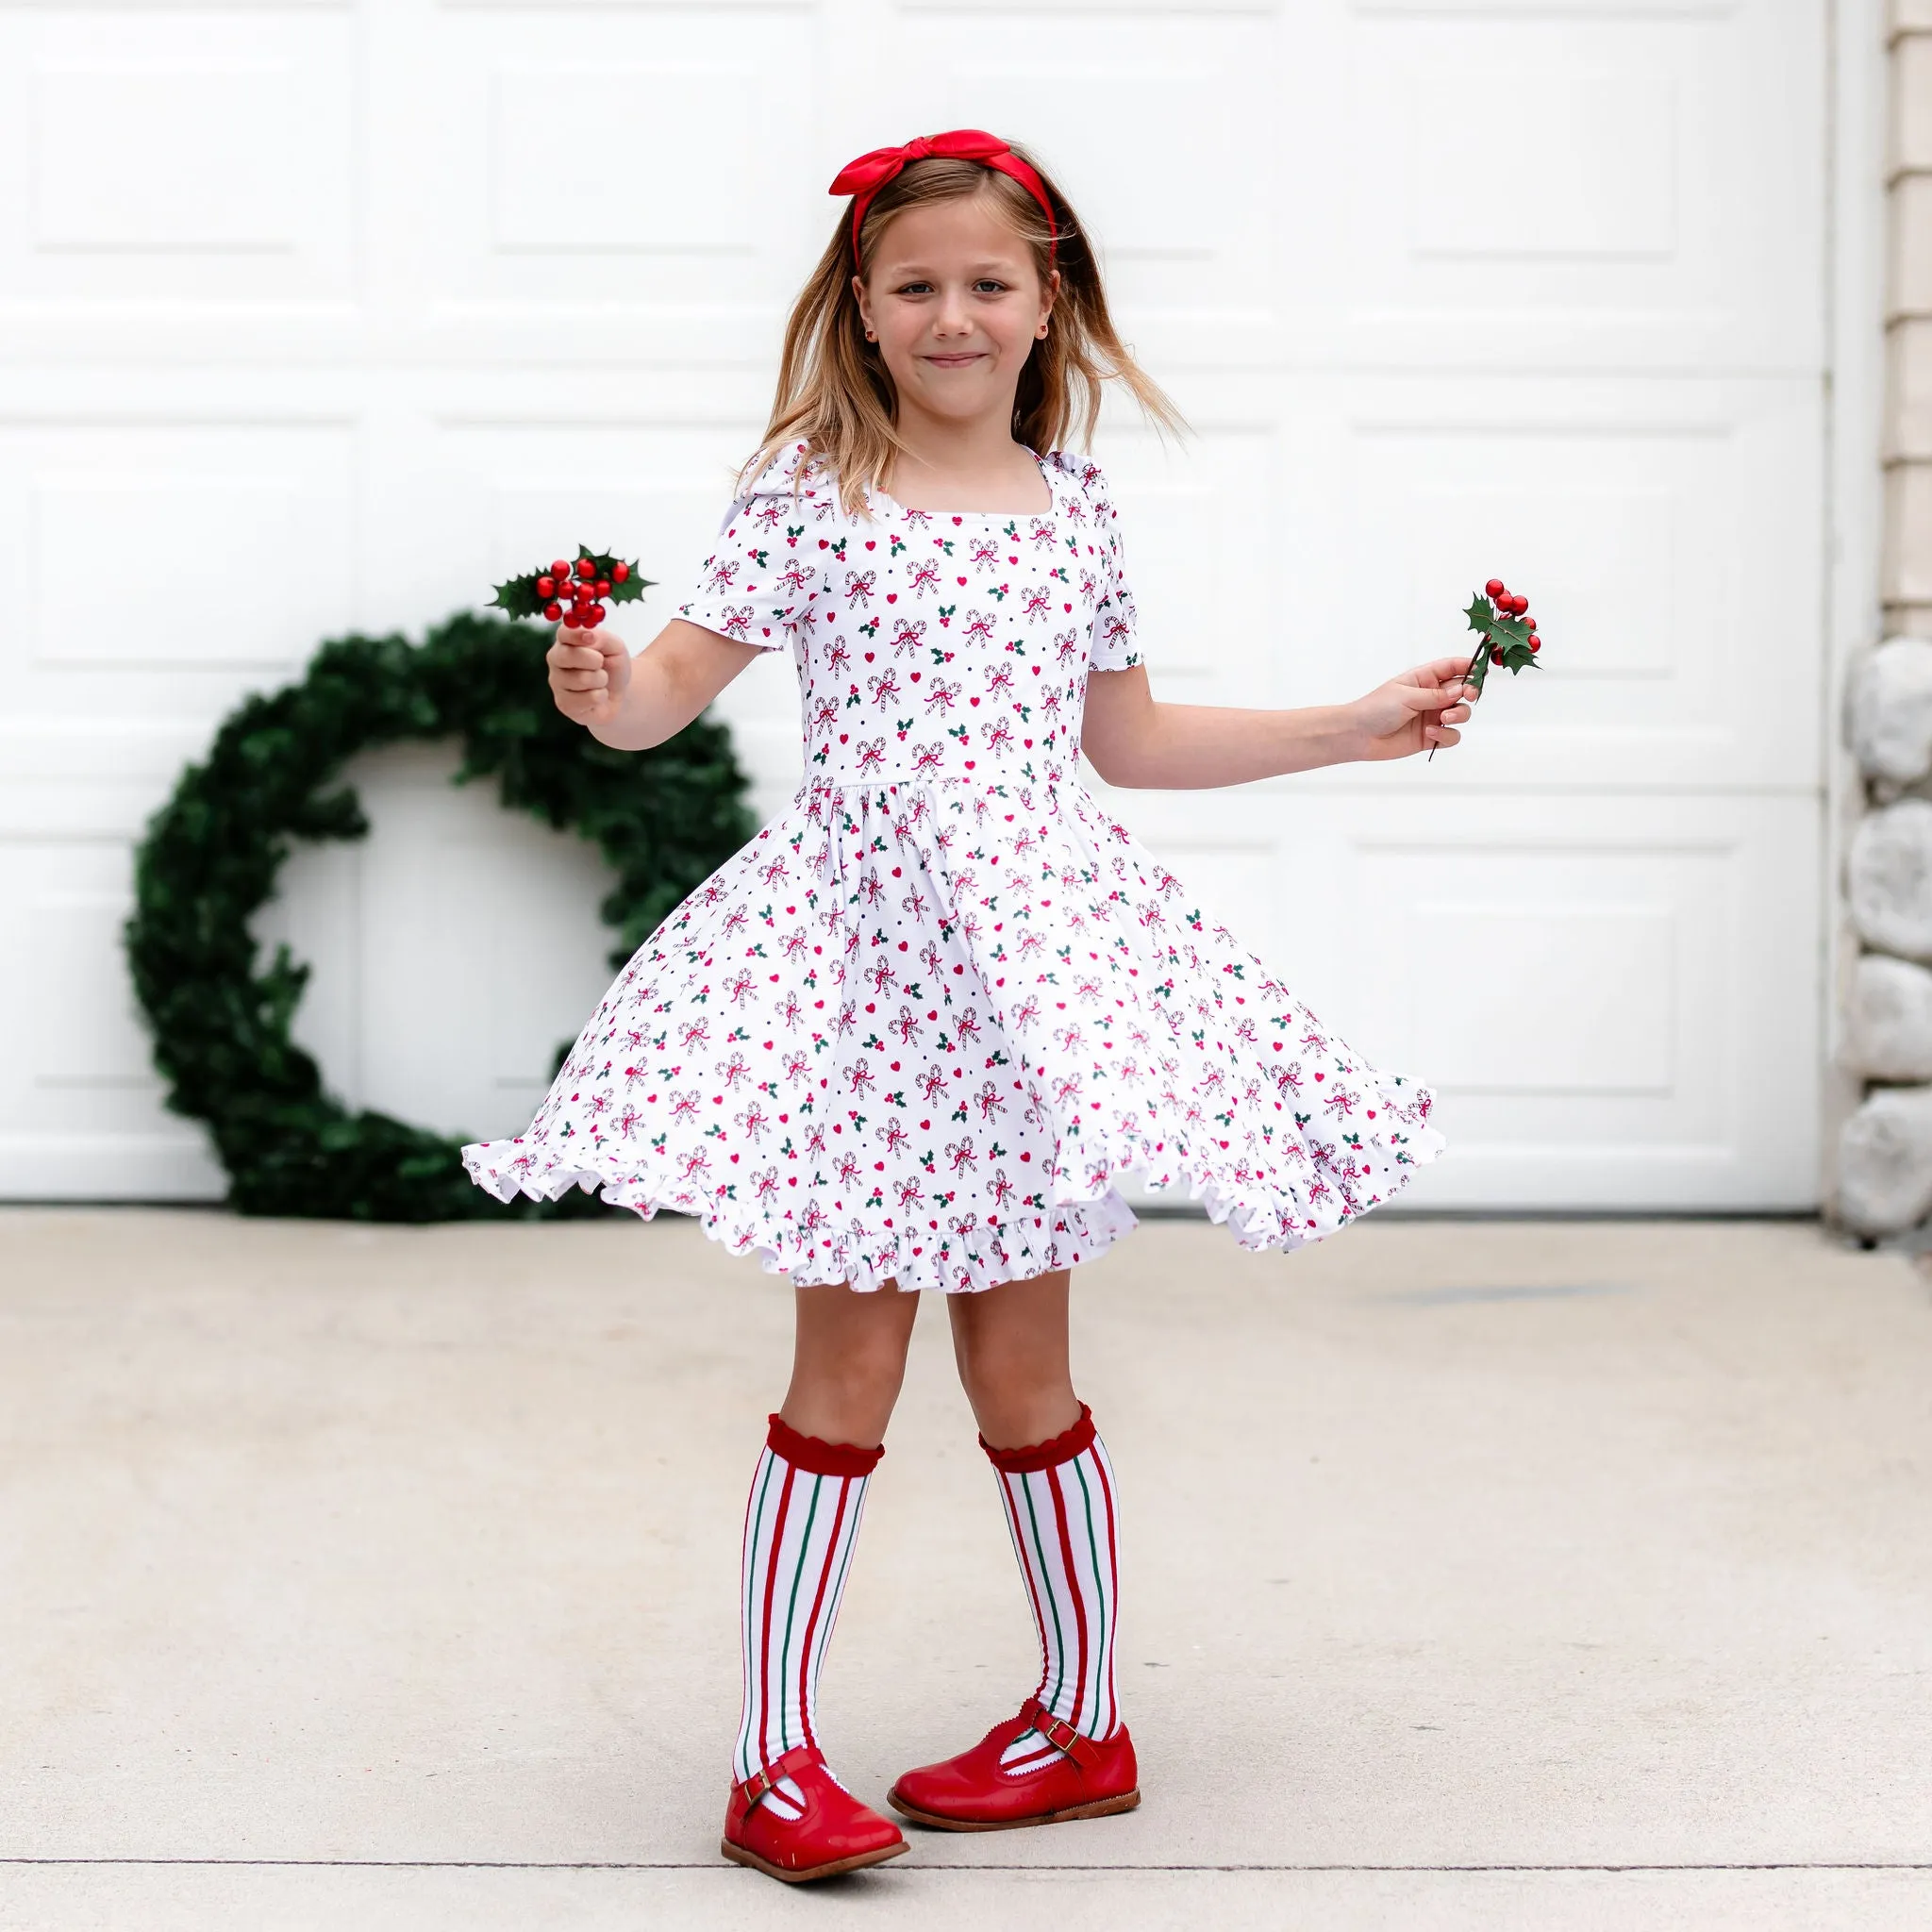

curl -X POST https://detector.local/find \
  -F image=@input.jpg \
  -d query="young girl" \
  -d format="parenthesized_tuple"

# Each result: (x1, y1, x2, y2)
(465, 129, 1468, 1886)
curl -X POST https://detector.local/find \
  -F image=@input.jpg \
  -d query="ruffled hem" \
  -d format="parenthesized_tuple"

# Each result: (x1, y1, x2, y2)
(461, 1087, 1443, 1295)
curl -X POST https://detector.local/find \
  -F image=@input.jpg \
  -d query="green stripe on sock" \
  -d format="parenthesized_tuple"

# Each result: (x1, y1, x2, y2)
(774, 1474, 824, 1754)
(1019, 1472, 1068, 1721)
(1074, 1452, 1108, 1738)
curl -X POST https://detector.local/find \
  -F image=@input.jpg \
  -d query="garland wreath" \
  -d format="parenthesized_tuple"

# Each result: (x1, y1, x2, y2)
(126, 608, 755, 1221)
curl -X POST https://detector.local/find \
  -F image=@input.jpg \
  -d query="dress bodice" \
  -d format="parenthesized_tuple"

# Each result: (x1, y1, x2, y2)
(678, 446, 1141, 789)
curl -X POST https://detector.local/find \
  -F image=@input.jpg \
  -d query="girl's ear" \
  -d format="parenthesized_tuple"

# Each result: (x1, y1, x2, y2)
(852, 273, 875, 342)
(1037, 266, 1060, 340)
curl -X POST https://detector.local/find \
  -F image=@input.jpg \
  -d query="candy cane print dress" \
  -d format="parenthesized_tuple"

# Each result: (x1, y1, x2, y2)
(462, 444, 1443, 1292)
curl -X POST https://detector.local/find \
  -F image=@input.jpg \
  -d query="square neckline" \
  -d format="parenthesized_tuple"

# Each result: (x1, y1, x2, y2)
(865, 451, 1058, 523)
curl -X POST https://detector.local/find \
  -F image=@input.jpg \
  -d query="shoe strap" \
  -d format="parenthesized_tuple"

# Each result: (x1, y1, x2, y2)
(734, 1742, 823, 1809)
(1021, 1696, 1098, 1768)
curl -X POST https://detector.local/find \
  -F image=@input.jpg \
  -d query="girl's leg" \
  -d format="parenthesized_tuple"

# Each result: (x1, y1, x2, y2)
(946, 1266, 1079, 1449)
(889, 1269, 1135, 1828)
(781, 1278, 922, 1446)
(724, 1284, 918, 1882)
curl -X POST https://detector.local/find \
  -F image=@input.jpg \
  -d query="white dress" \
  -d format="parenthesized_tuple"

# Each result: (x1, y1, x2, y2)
(463, 446, 1443, 1291)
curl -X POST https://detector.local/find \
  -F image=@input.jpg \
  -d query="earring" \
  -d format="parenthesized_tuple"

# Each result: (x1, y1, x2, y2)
(1037, 323, 1050, 339)
(864, 328, 877, 341)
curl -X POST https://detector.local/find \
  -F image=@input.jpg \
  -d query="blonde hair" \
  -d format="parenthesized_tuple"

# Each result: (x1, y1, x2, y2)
(746, 147, 1184, 510)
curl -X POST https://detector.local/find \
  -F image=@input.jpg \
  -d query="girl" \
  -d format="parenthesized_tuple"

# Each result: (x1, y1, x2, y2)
(465, 129, 1467, 1886)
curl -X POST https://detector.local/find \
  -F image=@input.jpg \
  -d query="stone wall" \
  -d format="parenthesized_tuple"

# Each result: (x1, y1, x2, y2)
(1838, 0, 1932, 1234)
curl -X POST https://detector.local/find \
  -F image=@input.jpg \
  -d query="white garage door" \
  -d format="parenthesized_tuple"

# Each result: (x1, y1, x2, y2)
(0, 1, 1827, 1209)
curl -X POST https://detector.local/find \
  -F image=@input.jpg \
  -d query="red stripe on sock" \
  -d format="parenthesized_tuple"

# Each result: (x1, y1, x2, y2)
(754, 1461, 798, 1771)
(1092, 1441, 1122, 1739)
(1002, 1470, 1057, 1706)
(1046, 1461, 1091, 1734)
(792, 1474, 851, 1752)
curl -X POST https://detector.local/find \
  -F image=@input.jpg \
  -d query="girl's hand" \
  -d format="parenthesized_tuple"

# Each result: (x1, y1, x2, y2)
(547, 625, 632, 727)
(1348, 657, 1476, 760)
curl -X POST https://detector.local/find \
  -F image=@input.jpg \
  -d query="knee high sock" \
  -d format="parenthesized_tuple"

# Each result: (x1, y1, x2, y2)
(734, 1413, 880, 1817)
(983, 1403, 1122, 1772)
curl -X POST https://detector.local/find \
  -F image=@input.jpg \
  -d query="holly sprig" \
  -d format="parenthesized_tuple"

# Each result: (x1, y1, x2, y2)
(1430, 577, 1543, 760)
(490, 546, 652, 629)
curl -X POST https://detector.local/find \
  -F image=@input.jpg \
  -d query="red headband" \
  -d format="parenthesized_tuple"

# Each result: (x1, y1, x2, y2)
(828, 129, 1058, 268)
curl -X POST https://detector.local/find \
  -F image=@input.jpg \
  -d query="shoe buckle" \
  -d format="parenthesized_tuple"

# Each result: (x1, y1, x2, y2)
(1036, 1711, 1078, 1754)
(741, 1765, 778, 1804)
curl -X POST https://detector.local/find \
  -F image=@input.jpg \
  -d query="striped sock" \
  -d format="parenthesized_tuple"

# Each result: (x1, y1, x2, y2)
(983, 1404, 1122, 1774)
(733, 1414, 879, 1819)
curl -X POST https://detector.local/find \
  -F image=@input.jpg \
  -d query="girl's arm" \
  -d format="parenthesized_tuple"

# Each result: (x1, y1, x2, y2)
(547, 619, 766, 750)
(1079, 658, 1476, 790)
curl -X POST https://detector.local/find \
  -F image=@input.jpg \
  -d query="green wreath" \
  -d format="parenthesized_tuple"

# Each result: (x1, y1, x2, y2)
(125, 610, 756, 1221)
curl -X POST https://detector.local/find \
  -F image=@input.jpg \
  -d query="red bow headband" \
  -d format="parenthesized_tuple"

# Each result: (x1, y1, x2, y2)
(827, 129, 1058, 268)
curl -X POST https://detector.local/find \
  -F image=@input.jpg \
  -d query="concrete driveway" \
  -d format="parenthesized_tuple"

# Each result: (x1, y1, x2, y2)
(1, 1209, 1928, 1930)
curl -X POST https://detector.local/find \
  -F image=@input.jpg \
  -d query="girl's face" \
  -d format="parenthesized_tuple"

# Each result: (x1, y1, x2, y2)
(855, 193, 1058, 430)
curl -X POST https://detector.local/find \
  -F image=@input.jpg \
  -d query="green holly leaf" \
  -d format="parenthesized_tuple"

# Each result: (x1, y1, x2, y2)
(488, 573, 551, 620)
(578, 545, 653, 604)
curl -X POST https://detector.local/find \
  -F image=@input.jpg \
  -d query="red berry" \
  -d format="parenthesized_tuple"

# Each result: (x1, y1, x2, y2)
(562, 609, 583, 629)
(536, 575, 555, 597)
(543, 601, 562, 622)
(585, 603, 605, 626)
(575, 558, 595, 580)
(1485, 577, 1505, 599)
(1510, 594, 1529, 615)
(1491, 646, 1504, 665)
(1528, 635, 1541, 652)
(551, 558, 570, 579)
(612, 561, 630, 584)
(594, 577, 610, 597)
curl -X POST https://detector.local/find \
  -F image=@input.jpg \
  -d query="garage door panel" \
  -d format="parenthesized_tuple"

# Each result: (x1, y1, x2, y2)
(0, 420, 356, 732)
(253, 743, 616, 1146)
(1333, 7, 1822, 372)
(1268, 375, 1820, 791)
(378, 6, 818, 365)
(0, 840, 222, 1198)
(886, 8, 1280, 362)
(1107, 788, 1819, 1208)
(0, 9, 355, 311)
(1090, 419, 1276, 706)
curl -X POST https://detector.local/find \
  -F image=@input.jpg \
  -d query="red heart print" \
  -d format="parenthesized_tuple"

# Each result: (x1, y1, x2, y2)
(886, 592, 896, 602)
(865, 540, 876, 550)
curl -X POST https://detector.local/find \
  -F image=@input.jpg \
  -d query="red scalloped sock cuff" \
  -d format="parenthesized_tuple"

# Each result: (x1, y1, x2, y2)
(979, 1402, 1095, 1474)
(767, 1412, 885, 1477)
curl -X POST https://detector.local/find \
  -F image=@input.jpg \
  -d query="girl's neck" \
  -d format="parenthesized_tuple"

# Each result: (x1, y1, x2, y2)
(881, 408, 1050, 514)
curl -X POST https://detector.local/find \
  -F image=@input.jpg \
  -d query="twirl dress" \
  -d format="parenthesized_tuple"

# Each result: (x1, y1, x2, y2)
(463, 446, 1442, 1291)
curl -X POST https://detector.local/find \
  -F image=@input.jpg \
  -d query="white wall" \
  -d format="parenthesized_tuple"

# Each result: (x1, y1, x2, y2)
(0, 0, 1845, 1208)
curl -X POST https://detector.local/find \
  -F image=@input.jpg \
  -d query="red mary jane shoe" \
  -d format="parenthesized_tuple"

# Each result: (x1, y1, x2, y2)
(888, 1697, 1141, 1832)
(721, 1743, 908, 1884)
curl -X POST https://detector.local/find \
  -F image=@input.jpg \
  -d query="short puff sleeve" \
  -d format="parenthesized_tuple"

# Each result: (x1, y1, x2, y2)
(1081, 465, 1141, 673)
(675, 447, 822, 650)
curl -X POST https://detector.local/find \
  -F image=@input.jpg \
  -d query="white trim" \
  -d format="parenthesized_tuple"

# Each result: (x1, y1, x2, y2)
(1824, 0, 1891, 1211)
